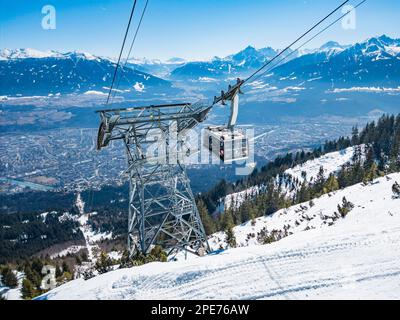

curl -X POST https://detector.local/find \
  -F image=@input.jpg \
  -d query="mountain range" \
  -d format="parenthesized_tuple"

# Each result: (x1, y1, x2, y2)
(170, 45, 284, 79)
(171, 35, 400, 87)
(270, 35, 400, 86)
(0, 49, 172, 96)
(0, 35, 399, 97)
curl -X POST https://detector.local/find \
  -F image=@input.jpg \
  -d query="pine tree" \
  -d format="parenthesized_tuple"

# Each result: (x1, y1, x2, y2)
(314, 166, 326, 196)
(149, 246, 168, 262)
(363, 163, 379, 185)
(21, 278, 35, 300)
(364, 145, 375, 169)
(225, 226, 237, 249)
(55, 264, 63, 278)
(351, 126, 359, 145)
(297, 181, 311, 203)
(352, 145, 362, 163)
(31, 258, 43, 275)
(24, 266, 41, 289)
(95, 252, 113, 274)
(323, 174, 339, 194)
(81, 251, 89, 262)
(62, 261, 70, 274)
(220, 210, 235, 231)
(392, 182, 400, 199)
(3, 269, 18, 288)
(248, 207, 257, 226)
(197, 199, 216, 235)
(119, 249, 133, 268)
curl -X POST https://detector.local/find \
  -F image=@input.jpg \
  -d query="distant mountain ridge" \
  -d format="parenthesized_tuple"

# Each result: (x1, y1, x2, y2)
(0, 48, 104, 61)
(170, 45, 285, 80)
(269, 35, 400, 86)
(0, 49, 172, 96)
(170, 35, 400, 86)
(1, 35, 399, 96)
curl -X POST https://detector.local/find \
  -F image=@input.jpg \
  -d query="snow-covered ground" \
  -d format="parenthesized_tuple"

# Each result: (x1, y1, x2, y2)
(0, 272, 24, 300)
(50, 245, 86, 259)
(224, 146, 360, 210)
(51, 193, 112, 262)
(210, 173, 398, 249)
(40, 173, 400, 300)
(284, 146, 359, 183)
(224, 186, 261, 210)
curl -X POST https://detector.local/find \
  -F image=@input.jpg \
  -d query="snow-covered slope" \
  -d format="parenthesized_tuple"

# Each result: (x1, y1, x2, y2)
(40, 173, 400, 300)
(211, 172, 397, 249)
(0, 271, 24, 300)
(225, 146, 360, 210)
(284, 146, 358, 183)
(224, 186, 261, 210)
(270, 35, 400, 86)
(51, 193, 112, 262)
(0, 49, 172, 96)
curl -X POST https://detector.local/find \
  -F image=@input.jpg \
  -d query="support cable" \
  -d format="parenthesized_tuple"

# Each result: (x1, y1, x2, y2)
(111, 0, 150, 102)
(246, 0, 367, 86)
(242, 0, 350, 86)
(106, 0, 138, 105)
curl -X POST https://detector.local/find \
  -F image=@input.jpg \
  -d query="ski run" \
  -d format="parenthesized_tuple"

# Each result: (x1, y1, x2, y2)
(40, 172, 400, 300)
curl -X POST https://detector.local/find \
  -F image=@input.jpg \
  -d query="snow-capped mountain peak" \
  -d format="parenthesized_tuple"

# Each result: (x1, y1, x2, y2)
(0, 48, 172, 96)
(0, 48, 108, 62)
(0, 48, 63, 60)
(319, 41, 347, 52)
(62, 51, 101, 61)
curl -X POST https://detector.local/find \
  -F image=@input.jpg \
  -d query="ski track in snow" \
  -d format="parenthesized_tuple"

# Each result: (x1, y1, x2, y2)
(42, 173, 400, 300)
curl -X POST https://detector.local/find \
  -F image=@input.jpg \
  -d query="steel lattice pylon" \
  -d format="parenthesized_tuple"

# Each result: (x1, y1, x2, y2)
(96, 103, 212, 257)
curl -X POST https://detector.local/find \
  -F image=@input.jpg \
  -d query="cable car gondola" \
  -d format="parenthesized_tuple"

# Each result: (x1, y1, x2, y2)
(203, 126, 249, 164)
(203, 78, 249, 163)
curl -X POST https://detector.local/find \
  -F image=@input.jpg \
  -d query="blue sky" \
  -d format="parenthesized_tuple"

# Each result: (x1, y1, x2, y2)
(1, 0, 399, 60)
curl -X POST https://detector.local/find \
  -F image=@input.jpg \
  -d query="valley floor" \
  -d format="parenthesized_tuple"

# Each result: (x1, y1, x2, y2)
(40, 174, 400, 300)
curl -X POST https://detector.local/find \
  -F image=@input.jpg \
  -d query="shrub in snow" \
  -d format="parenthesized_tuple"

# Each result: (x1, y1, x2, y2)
(119, 246, 167, 269)
(337, 197, 355, 218)
(257, 228, 286, 245)
(83, 269, 95, 280)
(393, 182, 400, 199)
